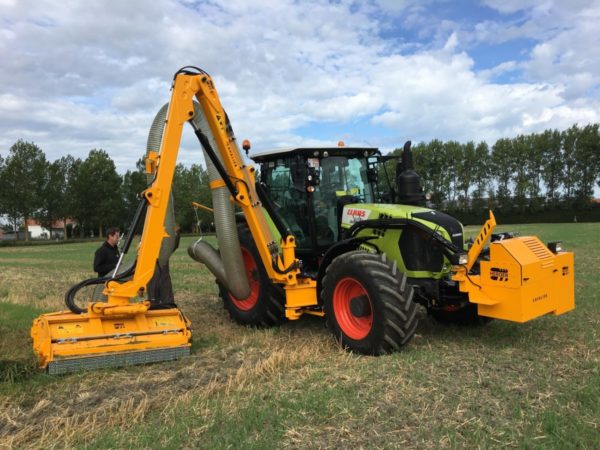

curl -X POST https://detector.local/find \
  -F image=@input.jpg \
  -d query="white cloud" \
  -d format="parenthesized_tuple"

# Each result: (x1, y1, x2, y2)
(367, 51, 588, 143)
(479, 61, 519, 80)
(0, 0, 598, 172)
(472, 1, 600, 97)
(525, 15, 600, 98)
(481, 0, 551, 15)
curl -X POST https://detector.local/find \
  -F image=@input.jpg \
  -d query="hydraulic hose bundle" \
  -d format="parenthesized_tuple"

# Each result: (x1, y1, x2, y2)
(64, 197, 147, 314)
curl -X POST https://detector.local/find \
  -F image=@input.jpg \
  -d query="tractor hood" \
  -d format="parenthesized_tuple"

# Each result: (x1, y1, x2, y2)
(340, 203, 464, 250)
(338, 203, 465, 279)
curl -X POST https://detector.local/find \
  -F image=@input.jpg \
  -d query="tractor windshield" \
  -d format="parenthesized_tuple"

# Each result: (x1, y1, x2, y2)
(313, 156, 374, 245)
(318, 157, 374, 202)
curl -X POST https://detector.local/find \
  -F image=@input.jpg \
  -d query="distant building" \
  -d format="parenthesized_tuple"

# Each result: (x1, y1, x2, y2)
(24, 218, 77, 239)
(25, 219, 50, 239)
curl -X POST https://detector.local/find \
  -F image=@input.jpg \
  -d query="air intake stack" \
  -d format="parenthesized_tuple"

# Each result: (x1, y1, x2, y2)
(396, 140, 426, 206)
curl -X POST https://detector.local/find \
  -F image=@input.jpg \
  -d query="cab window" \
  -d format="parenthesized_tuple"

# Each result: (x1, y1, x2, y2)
(312, 156, 374, 246)
(264, 160, 310, 247)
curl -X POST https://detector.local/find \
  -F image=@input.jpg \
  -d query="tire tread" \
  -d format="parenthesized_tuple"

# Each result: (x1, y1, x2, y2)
(322, 250, 418, 354)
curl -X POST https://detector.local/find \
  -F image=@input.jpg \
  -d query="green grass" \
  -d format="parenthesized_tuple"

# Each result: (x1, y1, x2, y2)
(0, 225, 598, 449)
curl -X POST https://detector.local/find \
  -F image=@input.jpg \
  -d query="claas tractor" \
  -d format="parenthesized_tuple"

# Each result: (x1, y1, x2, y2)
(195, 140, 575, 354)
(31, 67, 575, 374)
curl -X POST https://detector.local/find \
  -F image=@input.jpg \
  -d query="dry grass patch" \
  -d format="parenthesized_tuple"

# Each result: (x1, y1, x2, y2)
(0, 227, 598, 448)
(0, 292, 335, 448)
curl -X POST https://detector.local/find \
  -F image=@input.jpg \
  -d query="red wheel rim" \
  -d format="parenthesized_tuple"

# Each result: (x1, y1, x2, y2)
(333, 277, 373, 340)
(229, 248, 260, 311)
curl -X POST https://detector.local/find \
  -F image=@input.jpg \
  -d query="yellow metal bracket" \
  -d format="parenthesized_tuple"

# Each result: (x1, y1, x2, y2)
(144, 187, 162, 207)
(452, 210, 496, 297)
(465, 210, 496, 273)
(90, 300, 151, 316)
(209, 179, 226, 190)
(145, 151, 159, 174)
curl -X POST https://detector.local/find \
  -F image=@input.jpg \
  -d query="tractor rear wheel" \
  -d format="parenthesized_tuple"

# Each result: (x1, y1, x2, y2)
(218, 224, 285, 327)
(428, 303, 492, 326)
(322, 251, 418, 355)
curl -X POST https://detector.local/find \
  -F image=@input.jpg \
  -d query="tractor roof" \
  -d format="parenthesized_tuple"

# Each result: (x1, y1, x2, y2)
(250, 147, 380, 163)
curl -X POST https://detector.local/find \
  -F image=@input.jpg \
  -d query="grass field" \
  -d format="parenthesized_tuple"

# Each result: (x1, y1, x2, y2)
(0, 223, 598, 449)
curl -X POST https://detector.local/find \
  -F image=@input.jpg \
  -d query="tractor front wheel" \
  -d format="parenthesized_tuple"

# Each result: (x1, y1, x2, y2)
(218, 224, 285, 327)
(322, 251, 418, 355)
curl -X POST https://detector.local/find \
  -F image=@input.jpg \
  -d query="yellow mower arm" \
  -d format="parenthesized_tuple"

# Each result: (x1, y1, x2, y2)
(31, 68, 313, 373)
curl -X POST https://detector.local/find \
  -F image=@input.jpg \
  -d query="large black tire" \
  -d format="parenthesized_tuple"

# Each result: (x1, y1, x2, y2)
(322, 251, 418, 355)
(428, 303, 492, 326)
(218, 224, 285, 327)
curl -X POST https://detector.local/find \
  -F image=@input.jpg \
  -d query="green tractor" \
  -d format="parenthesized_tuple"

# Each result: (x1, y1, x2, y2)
(214, 142, 482, 352)
(199, 141, 573, 355)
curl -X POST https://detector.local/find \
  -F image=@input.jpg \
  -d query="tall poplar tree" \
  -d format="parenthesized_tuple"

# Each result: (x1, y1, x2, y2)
(0, 140, 46, 240)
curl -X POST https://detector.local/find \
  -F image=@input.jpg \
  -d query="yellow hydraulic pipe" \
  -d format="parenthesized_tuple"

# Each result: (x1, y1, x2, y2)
(192, 201, 214, 213)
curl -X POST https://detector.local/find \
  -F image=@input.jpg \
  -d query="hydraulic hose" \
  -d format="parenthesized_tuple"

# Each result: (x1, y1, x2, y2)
(65, 198, 147, 314)
(188, 102, 250, 299)
(65, 264, 136, 314)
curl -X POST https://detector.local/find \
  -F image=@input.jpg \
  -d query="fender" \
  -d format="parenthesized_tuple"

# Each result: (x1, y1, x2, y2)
(316, 236, 376, 301)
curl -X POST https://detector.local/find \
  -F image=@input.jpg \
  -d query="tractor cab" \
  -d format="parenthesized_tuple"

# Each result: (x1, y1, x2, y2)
(252, 147, 379, 270)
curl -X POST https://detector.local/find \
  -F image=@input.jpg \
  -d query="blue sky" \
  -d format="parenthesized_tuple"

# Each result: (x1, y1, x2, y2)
(0, 0, 598, 172)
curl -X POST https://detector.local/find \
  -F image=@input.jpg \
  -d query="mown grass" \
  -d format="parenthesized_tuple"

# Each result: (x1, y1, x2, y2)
(0, 224, 598, 449)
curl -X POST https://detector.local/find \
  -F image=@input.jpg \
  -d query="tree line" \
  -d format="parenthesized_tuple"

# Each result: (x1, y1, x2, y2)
(0, 140, 214, 240)
(400, 124, 600, 223)
(1, 123, 599, 240)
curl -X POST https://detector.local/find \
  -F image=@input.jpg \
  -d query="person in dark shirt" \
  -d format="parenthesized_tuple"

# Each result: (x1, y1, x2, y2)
(93, 227, 120, 277)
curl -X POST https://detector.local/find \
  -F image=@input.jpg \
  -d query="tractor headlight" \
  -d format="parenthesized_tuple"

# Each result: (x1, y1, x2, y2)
(450, 253, 468, 265)
(547, 241, 563, 254)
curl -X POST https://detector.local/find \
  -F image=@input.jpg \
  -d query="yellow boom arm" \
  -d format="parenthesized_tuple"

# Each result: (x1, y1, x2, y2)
(31, 69, 312, 372)
(102, 71, 302, 312)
